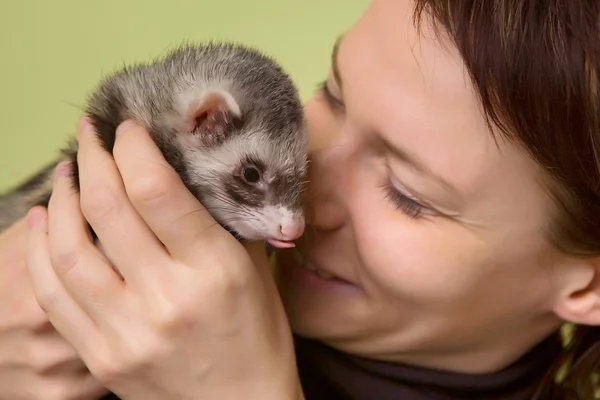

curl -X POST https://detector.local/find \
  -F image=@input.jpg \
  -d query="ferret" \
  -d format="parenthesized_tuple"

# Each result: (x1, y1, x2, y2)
(0, 41, 307, 248)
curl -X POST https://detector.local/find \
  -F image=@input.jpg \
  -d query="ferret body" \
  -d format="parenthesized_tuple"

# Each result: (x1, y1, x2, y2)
(0, 42, 307, 248)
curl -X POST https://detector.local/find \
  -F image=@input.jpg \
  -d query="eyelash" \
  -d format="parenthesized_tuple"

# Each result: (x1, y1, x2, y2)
(382, 184, 427, 219)
(317, 78, 427, 219)
(317, 80, 345, 112)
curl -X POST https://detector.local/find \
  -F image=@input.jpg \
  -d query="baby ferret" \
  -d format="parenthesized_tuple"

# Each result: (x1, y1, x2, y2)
(0, 41, 308, 248)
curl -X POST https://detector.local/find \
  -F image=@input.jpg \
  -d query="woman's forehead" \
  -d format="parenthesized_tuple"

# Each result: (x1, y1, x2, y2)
(335, 0, 547, 209)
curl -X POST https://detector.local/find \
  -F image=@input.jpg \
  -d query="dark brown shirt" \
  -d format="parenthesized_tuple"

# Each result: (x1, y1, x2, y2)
(100, 333, 560, 400)
(295, 334, 562, 400)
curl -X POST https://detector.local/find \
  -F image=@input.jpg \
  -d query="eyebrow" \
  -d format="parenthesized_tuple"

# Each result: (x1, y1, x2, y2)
(380, 136, 462, 198)
(329, 35, 461, 199)
(331, 35, 344, 92)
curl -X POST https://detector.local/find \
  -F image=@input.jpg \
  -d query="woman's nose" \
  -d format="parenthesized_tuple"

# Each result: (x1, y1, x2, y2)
(304, 141, 353, 233)
(302, 96, 356, 234)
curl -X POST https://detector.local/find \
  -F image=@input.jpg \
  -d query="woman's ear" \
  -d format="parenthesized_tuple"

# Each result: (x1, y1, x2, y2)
(552, 256, 600, 325)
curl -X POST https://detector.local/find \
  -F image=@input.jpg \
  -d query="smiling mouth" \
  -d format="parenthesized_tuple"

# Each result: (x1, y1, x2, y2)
(292, 248, 338, 280)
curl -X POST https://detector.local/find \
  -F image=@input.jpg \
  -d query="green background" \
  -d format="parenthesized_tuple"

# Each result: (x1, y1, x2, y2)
(0, 0, 369, 191)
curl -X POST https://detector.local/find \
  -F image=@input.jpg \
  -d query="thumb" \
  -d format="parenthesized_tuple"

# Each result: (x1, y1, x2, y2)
(243, 240, 279, 288)
(244, 240, 272, 272)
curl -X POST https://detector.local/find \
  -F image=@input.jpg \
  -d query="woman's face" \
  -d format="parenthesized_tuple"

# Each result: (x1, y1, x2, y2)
(276, 0, 571, 373)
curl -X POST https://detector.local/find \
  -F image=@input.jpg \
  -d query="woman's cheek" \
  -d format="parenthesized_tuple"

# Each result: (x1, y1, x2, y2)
(355, 203, 488, 306)
(305, 97, 336, 152)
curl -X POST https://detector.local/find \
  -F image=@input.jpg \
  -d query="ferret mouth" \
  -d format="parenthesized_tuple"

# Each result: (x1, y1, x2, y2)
(225, 223, 296, 248)
(266, 238, 296, 249)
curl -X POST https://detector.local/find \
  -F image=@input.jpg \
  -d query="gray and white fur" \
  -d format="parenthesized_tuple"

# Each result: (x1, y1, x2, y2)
(0, 41, 308, 247)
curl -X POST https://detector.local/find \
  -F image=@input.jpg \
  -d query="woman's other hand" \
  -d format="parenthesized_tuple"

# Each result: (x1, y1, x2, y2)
(0, 217, 108, 399)
(25, 118, 303, 400)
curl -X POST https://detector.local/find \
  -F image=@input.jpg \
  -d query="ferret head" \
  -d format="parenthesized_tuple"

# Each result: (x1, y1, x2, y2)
(164, 45, 308, 248)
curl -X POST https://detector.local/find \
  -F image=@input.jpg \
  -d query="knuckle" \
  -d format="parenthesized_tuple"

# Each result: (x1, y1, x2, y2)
(86, 346, 148, 385)
(26, 350, 55, 374)
(80, 185, 121, 223)
(25, 343, 75, 375)
(199, 247, 251, 292)
(40, 385, 65, 400)
(152, 290, 199, 333)
(27, 311, 51, 332)
(17, 303, 51, 331)
(210, 262, 250, 295)
(42, 380, 80, 400)
(87, 353, 121, 384)
(187, 268, 251, 319)
(127, 171, 173, 206)
(33, 286, 62, 314)
(50, 245, 81, 275)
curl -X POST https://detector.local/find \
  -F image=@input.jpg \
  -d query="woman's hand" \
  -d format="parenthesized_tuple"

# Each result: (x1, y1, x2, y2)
(25, 118, 303, 400)
(0, 217, 108, 400)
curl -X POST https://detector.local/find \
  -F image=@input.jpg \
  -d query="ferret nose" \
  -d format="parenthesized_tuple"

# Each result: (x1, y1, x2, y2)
(279, 216, 305, 240)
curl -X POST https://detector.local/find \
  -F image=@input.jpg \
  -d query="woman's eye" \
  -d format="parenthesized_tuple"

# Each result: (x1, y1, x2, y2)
(383, 184, 427, 219)
(317, 79, 345, 112)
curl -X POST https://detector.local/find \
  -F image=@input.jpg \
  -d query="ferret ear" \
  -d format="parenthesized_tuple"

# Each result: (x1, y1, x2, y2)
(185, 89, 242, 145)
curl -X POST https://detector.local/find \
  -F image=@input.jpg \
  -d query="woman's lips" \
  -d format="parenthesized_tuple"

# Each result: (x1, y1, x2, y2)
(292, 248, 352, 283)
(280, 247, 362, 295)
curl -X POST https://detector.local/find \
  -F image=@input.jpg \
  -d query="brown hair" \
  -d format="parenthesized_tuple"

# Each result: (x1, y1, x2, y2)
(411, 1, 600, 399)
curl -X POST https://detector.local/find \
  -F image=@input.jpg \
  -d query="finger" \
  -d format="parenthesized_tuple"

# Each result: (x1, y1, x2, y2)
(112, 120, 230, 262)
(25, 329, 87, 375)
(25, 206, 103, 358)
(57, 372, 111, 400)
(75, 117, 170, 281)
(244, 241, 272, 281)
(38, 372, 109, 400)
(0, 370, 109, 400)
(0, 217, 52, 333)
(48, 161, 126, 320)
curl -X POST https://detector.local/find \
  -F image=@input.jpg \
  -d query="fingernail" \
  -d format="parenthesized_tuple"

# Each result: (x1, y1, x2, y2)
(54, 161, 71, 179)
(116, 120, 135, 135)
(27, 207, 48, 231)
(78, 116, 93, 135)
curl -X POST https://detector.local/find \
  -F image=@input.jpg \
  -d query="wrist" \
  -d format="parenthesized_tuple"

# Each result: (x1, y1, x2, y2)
(205, 366, 304, 400)
(196, 381, 304, 400)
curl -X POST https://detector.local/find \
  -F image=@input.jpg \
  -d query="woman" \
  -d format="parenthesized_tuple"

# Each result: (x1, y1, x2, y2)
(1, 0, 599, 399)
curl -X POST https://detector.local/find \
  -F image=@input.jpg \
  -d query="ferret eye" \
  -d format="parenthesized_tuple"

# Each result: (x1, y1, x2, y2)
(243, 167, 260, 183)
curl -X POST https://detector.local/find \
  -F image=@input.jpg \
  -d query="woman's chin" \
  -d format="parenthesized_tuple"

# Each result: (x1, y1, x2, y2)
(274, 248, 366, 340)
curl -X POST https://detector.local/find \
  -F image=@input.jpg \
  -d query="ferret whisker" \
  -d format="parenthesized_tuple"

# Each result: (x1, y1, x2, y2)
(301, 174, 345, 202)
(205, 193, 253, 211)
(61, 100, 87, 113)
(206, 191, 257, 211)
(308, 141, 353, 155)
(201, 154, 234, 169)
(303, 221, 319, 240)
